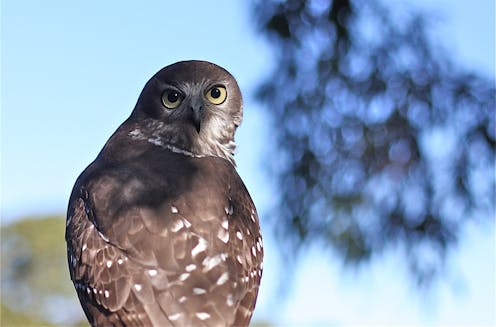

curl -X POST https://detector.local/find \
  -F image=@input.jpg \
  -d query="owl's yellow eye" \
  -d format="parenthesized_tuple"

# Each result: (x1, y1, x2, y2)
(161, 89, 183, 109)
(206, 86, 227, 105)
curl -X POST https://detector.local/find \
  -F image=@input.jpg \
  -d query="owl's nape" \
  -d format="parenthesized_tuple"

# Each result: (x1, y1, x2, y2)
(66, 60, 263, 326)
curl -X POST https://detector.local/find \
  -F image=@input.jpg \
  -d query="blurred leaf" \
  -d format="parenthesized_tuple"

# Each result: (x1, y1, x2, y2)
(1, 302, 53, 327)
(252, 0, 495, 284)
(1, 216, 88, 326)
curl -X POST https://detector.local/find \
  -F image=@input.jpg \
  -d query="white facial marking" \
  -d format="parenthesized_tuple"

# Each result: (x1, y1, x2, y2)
(171, 206, 178, 214)
(193, 288, 206, 295)
(191, 238, 208, 256)
(185, 264, 197, 272)
(196, 312, 211, 320)
(236, 231, 243, 240)
(134, 284, 142, 292)
(148, 269, 158, 277)
(216, 272, 229, 285)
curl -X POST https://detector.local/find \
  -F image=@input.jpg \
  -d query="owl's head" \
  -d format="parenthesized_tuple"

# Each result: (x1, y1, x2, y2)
(129, 60, 243, 164)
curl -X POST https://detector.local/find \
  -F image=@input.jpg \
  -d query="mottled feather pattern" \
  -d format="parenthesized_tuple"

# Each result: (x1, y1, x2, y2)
(67, 61, 262, 327)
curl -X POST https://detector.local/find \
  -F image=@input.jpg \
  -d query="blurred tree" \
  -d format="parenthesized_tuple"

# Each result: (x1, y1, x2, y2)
(1, 216, 88, 326)
(253, 0, 495, 283)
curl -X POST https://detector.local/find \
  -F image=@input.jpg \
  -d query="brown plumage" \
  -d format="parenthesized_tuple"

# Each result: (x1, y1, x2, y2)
(66, 61, 263, 326)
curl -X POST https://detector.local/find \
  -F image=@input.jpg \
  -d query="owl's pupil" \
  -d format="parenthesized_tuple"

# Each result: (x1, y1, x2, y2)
(168, 92, 179, 103)
(210, 88, 221, 98)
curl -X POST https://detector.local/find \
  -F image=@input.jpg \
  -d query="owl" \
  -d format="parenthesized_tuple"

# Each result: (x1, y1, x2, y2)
(65, 61, 263, 326)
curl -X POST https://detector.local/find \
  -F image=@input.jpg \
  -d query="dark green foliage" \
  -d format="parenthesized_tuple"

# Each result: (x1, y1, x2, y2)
(253, 0, 495, 283)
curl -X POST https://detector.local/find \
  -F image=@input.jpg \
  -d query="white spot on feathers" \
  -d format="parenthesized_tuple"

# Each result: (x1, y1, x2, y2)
(171, 206, 178, 214)
(168, 313, 181, 321)
(192, 238, 208, 256)
(170, 219, 184, 232)
(193, 288, 206, 295)
(148, 269, 158, 277)
(217, 228, 229, 243)
(221, 220, 228, 230)
(134, 284, 142, 292)
(216, 272, 229, 285)
(179, 273, 190, 281)
(236, 231, 243, 240)
(202, 253, 227, 272)
(182, 218, 192, 228)
(236, 255, 243, 264)
(98, 230, 110, 242)
(226, 294, 234, 306)
(196, 312, 210, 320)
(185, 264, 196, 272)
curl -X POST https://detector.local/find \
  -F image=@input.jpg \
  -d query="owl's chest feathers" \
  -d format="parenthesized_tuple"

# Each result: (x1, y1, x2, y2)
(87, 142, 235, 227)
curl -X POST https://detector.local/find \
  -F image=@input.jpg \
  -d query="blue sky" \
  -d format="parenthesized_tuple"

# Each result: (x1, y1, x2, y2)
(1, 0, 494, 325)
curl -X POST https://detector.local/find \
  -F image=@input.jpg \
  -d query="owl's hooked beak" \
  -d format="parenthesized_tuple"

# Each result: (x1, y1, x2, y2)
(191, 104, 202, 133)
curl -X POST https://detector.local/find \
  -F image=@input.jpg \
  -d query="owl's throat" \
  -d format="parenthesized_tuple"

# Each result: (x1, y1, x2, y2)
(127, 121, 236, 166)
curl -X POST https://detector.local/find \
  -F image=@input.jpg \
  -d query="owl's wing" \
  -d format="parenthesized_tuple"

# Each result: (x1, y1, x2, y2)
(66, 154, 263, 327)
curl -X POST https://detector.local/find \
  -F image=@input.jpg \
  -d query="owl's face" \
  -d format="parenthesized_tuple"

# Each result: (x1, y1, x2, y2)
(130, 61, 243, 164)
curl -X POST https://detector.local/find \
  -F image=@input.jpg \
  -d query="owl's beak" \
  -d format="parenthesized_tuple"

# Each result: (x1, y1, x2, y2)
(191, 105, 202, 133)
